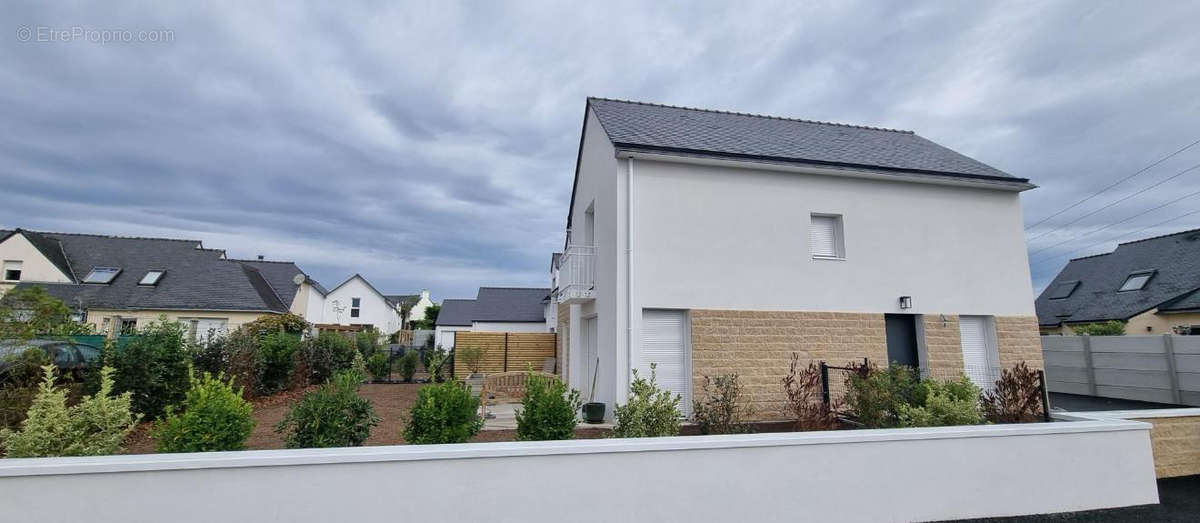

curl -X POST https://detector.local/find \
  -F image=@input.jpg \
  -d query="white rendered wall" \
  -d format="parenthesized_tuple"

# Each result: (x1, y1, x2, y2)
(434, 325, 470, 349)
(322, 276, 402, 333)
(0, 421, 1158, 523)
(630, 159, 1035, 316)
(471, 321, 550, 333)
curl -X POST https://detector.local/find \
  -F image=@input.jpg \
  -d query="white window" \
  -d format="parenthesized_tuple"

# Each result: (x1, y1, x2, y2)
(139, 270, 165, 286)
(119, 318, 138, 335)
(182, 318, 229, 343)
(639, 309, 691, 416)
(810, 214, 844, 259)
(1118, 271, 1153, 292)
(2, 260, 21, 281)
(83, 267, 121, 284)
(959, 315, 1000, 388)
(351, 297, 361, 318)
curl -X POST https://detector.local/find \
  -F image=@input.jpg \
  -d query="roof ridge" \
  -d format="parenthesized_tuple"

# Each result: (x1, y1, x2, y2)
(229, 258, 297, 265)
(587, 96, 915, 135)
(26, 229, 203, 243)
(1068, 251, 1112, 262)
(478, 286, 551, 290)
(1117, 226, 1200, 247)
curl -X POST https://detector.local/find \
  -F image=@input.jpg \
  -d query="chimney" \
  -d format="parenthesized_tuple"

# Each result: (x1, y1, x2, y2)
(257, 255, 264, 261)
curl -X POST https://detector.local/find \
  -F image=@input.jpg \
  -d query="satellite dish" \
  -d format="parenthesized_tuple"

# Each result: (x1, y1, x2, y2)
(292, 273, 306, 285)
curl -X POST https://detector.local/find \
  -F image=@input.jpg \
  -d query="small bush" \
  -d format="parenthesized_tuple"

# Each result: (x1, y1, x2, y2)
(403, 380, 483, 444)
(515, 373, 582, 441)
(276, 371, 379, 448)
(843, 363, 924, 429)
(981, 362, 1046, 423)
(1, 366, 139, 457)
(110, 318, 191, 419)
(240, 313, 308, 339)
(0, 386, 37, 430)
(190, 334, 229, 377)
(897, 375, 983, 427)
(612, 364, 681, 438)
(781, 355, 841, 431)
(256, 331, 300, 395)
(300, 331, 357, 385)
(456, 345, 485, 376)
(425, 347, 448, 383)
(367, 352, 390, 382)
(154, 373, 254, 453)
(355, 328, 382, 359)
(1, 347, 52, 389)
(399, 351, 418, 383)
(693, 373, 754, 435)
(1070, 320, 1126, 336)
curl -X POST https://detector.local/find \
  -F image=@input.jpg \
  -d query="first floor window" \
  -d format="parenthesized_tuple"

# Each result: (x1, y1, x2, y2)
(809, 213, 845, 259)
(3, 260, 21, 281)
(351, 297, 361, 318)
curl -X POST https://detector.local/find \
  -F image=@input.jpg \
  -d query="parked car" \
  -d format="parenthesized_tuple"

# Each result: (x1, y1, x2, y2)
(0, 339, 102, 379)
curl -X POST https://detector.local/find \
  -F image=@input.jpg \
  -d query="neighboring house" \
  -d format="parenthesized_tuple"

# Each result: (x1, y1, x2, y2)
(0, 228, 323, 339)
(434, 287, 552, 349)
(1036, 228, 1200, 336)
(553, 98, 1043, 419)
(384, 289, 434, 327)
(317, 274, 405, 334)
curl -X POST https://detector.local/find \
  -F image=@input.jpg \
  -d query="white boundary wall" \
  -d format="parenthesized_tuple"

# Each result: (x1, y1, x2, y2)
(0, 421, 1158, 523)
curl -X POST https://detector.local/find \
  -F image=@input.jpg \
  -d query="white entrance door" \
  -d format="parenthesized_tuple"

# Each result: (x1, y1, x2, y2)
(582, 317, 598, 401)
(639, 309, 690, 415)
(959, 315, 999, 388)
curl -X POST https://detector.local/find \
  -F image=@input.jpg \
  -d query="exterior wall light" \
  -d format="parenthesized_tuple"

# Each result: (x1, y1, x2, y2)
(899, 296, 912, 310)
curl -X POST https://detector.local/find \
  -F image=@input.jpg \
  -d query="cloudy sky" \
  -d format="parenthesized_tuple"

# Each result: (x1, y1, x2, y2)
(3, 1, 1198, 300)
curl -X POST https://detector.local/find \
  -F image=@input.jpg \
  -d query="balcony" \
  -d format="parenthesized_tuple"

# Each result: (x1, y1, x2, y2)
(557, 244, 595, 303)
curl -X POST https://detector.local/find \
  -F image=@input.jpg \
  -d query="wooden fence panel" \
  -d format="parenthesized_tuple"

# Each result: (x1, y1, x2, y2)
(453, 332, 557, 378)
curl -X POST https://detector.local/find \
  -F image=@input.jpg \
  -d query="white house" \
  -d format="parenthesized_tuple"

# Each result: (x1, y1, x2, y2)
(384, 290, 435, 327)
(434, 287, 552, 349)
(553, 98, 1043, 419)
(319, 274, 405, 334)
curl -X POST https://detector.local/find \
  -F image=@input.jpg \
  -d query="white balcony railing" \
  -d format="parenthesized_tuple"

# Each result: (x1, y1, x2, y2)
(558, 244, 595, 303)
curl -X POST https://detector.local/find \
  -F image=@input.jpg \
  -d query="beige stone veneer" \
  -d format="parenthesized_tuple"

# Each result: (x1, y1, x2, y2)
(556, 302, 570, 381)
(995, 316, 1044, 370)
(1135, 415, 1200, 478)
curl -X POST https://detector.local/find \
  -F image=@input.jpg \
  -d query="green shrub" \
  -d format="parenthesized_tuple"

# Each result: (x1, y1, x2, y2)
(1, 366, 139, 457)
(612, 364, 681, 438)
(456, 345, 485, 376)
(843, 364, 924, 429)
(0, 286, 94, 341)
(239, 313, 308, 339)
(425, 347, 448, 383)
(515, 372, 582, 440)
(276, 370, 379, 448)
(355, 328, 382, 358)
(300, 331, 357, 385)
(110, 317, 191, 418)
(693, 373, 754, 435)
(1, 347, 52, 389)
(1070, 320, 1126, 336)
(897, 375, 983, 427)
(190, 333, 229, 377)
(403, 380, 483, 444)
(367, 352, 390, 382)
(399, 351, 418, 383)
(256, 331, 299, 395)
(982, 362, 1046, 423)
(154, 373, 254, 452)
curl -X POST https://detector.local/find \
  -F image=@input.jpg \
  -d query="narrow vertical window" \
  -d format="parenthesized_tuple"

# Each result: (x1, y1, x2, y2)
(351, 297, 361, 318)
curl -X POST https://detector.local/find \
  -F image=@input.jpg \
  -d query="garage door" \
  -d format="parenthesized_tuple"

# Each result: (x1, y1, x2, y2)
(639, 309, 690, 415)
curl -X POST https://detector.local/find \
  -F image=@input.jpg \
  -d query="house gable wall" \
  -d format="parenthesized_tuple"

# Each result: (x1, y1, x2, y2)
(0, 233, 73, 288)
(322, 276, 401, 333)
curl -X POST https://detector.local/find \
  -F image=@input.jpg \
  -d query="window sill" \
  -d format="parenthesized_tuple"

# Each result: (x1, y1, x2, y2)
(812, 255, 845, 261)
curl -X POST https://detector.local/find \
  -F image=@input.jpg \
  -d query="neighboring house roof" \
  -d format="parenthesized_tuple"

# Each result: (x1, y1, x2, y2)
(436, 299, 475, 326)
(2, 229, 76, 281)
(4, 229, 314, 313)
(472, 287, 550, 323)
(233, 259, 310, 307)
(587, 98, 1025, 182)
(385, 294, 420, 309)
(1035, 228, 1200, 326)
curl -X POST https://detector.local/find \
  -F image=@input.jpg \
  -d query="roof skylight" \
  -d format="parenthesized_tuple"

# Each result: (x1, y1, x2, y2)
(139, 270, 165, 286)
(1118, 271, 1154, 292)
(1047, 281, 1079, 300)
(83, 267, 121, 284)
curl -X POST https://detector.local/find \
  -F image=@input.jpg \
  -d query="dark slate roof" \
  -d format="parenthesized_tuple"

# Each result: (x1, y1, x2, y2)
(435, 299, 475, 326)
(1035, 228, 1200, 326)
(233, 259, 309, 307)
(4, 229, 313, 313)
(587, 98, 1025, 183)
(1160, 288, 1200, 312)
(385, 294, 420, 309)
(471, 287, 550, 323)
(15, 230, 76, 280)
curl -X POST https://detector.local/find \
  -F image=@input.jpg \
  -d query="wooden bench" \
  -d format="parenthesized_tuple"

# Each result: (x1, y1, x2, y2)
(482, 371, 558, 403)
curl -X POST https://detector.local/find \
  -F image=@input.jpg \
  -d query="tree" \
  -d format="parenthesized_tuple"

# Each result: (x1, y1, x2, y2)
(1071, 321, 1126, 336)
(412, 303, 441, 330)
(0, 286, 93, 341)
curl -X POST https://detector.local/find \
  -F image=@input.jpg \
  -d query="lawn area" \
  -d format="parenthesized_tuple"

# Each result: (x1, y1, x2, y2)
(123, 383, 610, 453)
